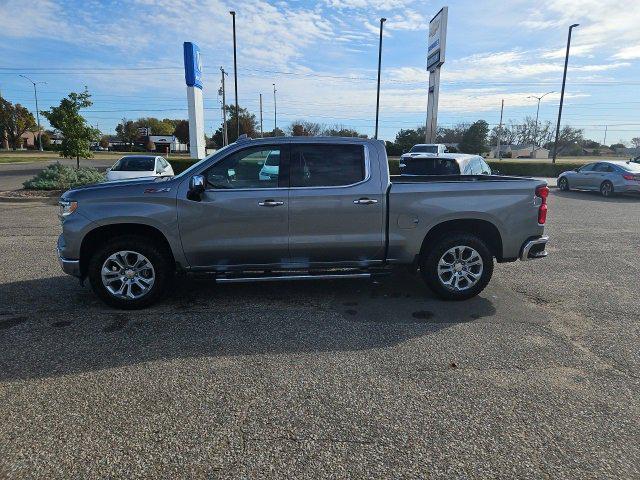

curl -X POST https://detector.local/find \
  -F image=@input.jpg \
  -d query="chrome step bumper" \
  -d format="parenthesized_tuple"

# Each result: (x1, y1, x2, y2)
(520, 236, 549, 261)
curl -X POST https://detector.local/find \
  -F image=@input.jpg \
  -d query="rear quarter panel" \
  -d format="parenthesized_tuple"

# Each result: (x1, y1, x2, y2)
(388, 178, 546, 262)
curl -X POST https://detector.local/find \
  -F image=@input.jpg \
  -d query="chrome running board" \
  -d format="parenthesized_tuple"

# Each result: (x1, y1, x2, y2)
(216, 272, 373, 284)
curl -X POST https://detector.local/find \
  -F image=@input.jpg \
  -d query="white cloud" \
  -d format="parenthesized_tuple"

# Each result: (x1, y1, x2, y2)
(613, 44, 640, 60)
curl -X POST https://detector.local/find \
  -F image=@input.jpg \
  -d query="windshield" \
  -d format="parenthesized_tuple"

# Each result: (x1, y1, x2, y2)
(620, 162, 640, 172)
(402, 157, 459, 175)
(112, 156, 155, 171)
(410, 145, 439, 154)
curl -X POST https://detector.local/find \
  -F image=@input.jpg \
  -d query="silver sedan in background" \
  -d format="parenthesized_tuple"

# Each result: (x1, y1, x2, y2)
(558, 161, 640, 197)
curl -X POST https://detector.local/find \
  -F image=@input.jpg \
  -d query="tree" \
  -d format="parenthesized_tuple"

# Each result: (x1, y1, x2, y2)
(263, 127, 285, 138)
(323, 125, 367, 138)
(41, 89, 99, 166)
(0, 98, 37, 150)
(99, 136, 110, 149)
(631, 137, 640, 149)
(435, 123, 469, 144)
(459, 120, 489, 154)
(609, 143, 625, 151)
(115, 118, 139, 146)
(173, 120, 190, 145)
(134, 117, 175, 136)
(212, 105, 258, 146)
(393, 126, 427, 153)
(289, 120, 322, 136)
(549, 126, 584, 154)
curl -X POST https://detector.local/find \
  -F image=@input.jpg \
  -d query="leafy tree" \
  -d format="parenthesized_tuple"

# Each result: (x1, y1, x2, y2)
(631, 137, 640, 149)
(212, 105, 258, 146)
(459, 120, 489, 154)
(41, 89, 99, 166)
(435, 124, 469, 144)
(289, 120, 322, 136)
(173, 120, 190, 145)
(0, 98, 37, 150)
(263, 127, 286, 138)
(548, 126, 584, 154)
(609, 143, 625, 151)
(115, 118, 140, 146)
(135, 117, 175, 136)
(393, 126, 427, 153)
(99, 136, 110, 149)
(323, 125, 367, 138)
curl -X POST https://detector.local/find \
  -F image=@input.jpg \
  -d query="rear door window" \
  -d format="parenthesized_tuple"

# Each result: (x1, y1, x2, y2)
(290, 144, 365, 187)
(403, 157, 459, 175)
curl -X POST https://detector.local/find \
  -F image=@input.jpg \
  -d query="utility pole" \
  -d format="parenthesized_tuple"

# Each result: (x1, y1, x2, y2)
(259, 93, 263, 137)
(230, 11, 240, 139)
(552, 23, 579, 164)
(603, 125, 608, 146)
(19, 74, 47, 151)
(219, 67, 228, 146)
(527, 91, 554, 156)
(273, 83, 277, 135)
(496, 99, 504, 160)
(374, 17, 386, 140)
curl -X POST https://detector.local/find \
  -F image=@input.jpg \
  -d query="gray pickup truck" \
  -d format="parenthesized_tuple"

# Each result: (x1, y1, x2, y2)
(57, 136, 549, 309)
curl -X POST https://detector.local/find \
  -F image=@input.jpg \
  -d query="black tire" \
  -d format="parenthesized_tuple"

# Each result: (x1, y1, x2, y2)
(88, 235, 173, 309)
(420, 233, 494, 301)
(558, 177, 569, 191)
(600, 180, 614, 197)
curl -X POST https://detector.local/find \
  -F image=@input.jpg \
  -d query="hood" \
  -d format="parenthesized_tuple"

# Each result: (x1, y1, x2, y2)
(61, 176, 175, 199)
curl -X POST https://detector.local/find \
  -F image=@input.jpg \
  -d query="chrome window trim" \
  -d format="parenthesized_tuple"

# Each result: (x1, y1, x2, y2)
(203, 143, 370, 192)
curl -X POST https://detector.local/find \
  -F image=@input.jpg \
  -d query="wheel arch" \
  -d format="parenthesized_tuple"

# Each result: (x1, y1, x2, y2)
(419, 219, 504, 261)
(79, 223, 175, 278)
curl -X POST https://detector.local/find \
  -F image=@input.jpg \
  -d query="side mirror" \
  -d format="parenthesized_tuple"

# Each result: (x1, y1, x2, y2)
(188, 175, 205, 200)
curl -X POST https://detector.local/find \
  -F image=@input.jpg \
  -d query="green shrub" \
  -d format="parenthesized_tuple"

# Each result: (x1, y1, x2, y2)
(487, 161, 576, 177)
(23, 162, 105, 190)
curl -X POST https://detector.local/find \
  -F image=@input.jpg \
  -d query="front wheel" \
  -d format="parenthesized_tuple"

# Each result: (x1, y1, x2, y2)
(88, 235, 172, 309)
(558, 177, 569, 191)
(420, 233, 494, 301)
(600, 181, 614, 197)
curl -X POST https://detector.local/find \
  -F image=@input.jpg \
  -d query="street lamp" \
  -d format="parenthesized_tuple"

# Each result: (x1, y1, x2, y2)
(230, 11, 240, 139)
(19, 74, 47, 151)
(273, 83, 277, 135)
(374, 17, 386, 140)
(527, 91, 554, 156)
(552, 23, 579, 163)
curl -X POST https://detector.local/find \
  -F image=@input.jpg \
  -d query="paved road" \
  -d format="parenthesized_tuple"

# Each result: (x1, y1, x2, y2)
(0, 191, 638, 478)
(0, 158, 113, 191)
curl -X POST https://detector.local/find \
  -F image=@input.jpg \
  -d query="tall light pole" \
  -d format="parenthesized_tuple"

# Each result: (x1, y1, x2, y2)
(552, 23, 579, 163)
(496, 99, 504, 160)
(230, 11, 240, 139)
(219, 67, 228, 146)
(273, 83, 277, 135)
(259, 93, 263, 138)
(527, 90, 554, 156)
(374, 17, 386, 140)
(19, 74, 46, 151)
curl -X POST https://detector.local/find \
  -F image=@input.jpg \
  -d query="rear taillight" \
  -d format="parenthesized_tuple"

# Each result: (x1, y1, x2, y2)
(622, 174, 640, 181)
(535, 186, 549, 225)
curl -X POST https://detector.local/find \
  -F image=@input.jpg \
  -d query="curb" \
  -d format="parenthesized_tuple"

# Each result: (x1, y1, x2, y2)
(0, 195, 59, 205)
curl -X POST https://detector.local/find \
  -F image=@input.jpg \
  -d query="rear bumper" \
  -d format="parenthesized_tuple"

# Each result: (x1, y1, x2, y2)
(520, 236, 549, 261)
(57, 248, 81, 277)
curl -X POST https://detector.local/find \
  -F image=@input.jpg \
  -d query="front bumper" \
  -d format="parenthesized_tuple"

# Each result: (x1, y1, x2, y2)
(520, 236, 549, 261)
(57, 248, 81, 277)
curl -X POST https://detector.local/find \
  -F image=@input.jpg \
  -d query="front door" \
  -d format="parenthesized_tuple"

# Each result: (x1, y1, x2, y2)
(287, 143, 385, 265)
(178, 145, 290, 268)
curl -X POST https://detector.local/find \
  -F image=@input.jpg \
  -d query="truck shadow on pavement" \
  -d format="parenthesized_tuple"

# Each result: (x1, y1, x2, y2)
(0, 270, 496, 381)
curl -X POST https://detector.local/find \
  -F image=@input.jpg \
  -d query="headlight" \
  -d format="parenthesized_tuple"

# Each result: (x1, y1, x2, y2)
(59, 200, 78, 218)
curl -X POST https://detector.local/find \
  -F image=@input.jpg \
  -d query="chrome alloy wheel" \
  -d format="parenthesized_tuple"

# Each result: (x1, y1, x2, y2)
(437, 245, 484, 292)
(101, 250, 155, 299)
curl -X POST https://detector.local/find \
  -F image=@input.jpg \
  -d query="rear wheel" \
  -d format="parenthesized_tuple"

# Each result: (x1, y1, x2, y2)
(600, 180, 614, 197)
(420, 233, 494, 301)
(558, 177, 569, 191)
(88, 235, 172, 309)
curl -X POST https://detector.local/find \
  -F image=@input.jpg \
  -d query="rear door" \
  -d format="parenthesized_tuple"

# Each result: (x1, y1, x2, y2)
(287, 143, 385, 264)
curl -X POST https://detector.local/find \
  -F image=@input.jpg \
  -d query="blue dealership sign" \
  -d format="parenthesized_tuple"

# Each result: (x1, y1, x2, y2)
(183, 42, 203, 89)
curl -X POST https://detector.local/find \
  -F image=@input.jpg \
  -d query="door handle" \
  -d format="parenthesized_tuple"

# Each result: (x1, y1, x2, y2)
(353, 198, 378, 205)
(258, 200, 285, 207)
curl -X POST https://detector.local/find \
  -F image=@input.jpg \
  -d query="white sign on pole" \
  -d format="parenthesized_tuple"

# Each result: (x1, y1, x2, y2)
(427, 7, 448, 72)
(183, 42, 206, 159)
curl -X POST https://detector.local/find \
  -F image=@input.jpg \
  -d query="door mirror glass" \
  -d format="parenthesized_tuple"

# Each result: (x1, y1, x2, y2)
(189, 175, 205, 198)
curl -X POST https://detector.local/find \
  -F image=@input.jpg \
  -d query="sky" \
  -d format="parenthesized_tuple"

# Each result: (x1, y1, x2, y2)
(0, 0, 639, 144)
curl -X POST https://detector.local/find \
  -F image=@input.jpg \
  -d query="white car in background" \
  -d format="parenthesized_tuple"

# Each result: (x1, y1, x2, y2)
(106, 155, 174, 181)
(258, 150, 280, 181)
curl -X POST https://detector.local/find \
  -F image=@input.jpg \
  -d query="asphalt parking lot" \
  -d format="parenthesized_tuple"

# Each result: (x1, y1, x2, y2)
(0, 190, 639, 478)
